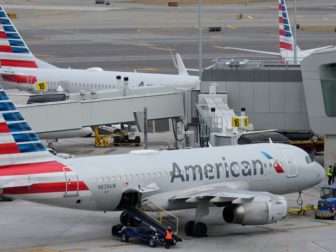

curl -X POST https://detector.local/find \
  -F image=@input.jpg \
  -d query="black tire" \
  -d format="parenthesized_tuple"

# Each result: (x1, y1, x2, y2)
(314, 214, 319, 219)
(134, 136, 141, 146)
(184, 220, 195, 236)
(114, 136, 120, 146)
(121, 232, 129, 242)
(148, 238, 156, 247)
(194, 222, 207, 237)
(171, 239, 177, 246)
(111, 224, 122, 237)
(120, 212, 128, 225)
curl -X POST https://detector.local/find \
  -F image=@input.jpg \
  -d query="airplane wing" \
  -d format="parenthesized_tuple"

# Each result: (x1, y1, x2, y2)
(224, 46, 281, 57)
(169, 182, 258, 204)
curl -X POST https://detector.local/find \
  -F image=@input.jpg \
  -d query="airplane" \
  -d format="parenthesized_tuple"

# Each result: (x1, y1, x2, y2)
(223, 0, 333, 64)
(0, 85, 325, 237)
(0, 6, 199, 93)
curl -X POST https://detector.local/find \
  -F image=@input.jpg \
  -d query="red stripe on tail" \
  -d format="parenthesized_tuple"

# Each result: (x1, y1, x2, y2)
(0, 122, 10, 133)
(0, 143, 20, 154)
(279, 41, 293, 51)
(0, 59, 38, 68)
(279, 17, 284, 24)
(0, 32, 7, 39)
(0, 45, 12, 53)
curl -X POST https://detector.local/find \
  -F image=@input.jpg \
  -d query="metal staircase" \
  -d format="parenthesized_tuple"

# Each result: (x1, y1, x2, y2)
(122, 205, 183, 242)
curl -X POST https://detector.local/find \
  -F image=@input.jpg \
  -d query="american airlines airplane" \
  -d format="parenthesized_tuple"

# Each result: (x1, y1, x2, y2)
(224, 0, 333, 64)
(0, 85, 325, 237)
(0, 6, 199, 92)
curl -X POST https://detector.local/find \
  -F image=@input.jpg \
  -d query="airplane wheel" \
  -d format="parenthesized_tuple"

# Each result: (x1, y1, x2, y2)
(120, 212, 129, 225)
(121, 232, 129, 242)
(111, 224, 122, 236)
(148, 238, 156, 247)
(184, 220, 195, 236)
(193, 222, 207, 237)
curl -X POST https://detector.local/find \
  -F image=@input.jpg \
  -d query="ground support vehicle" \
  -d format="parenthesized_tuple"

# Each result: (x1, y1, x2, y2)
(315, 183, 336, 220)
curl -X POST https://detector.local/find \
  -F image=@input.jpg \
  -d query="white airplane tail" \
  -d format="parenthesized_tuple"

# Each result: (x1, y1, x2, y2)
(0, 6, 56, 76)
(278, 0, 301, 62)
(278, 0, 333, 63)
(0, 85, 70, 193)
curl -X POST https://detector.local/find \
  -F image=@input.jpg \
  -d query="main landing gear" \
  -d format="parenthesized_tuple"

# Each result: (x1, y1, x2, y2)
(184, 221, 207, 237)
(184, 200, 209, 237)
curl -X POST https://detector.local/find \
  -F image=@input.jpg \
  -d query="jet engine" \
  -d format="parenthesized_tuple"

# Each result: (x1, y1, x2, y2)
(222, 194, 287, 225)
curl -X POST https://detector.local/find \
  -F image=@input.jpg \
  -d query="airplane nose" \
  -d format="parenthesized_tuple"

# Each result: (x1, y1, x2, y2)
(315, 162, 325, 182)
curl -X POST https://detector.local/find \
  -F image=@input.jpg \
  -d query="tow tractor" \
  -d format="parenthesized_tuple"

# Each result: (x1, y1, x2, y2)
(315, 183, 336, 220)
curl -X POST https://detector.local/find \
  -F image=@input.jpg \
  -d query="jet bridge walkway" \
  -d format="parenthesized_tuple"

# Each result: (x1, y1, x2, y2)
(12, 85, 196, 134)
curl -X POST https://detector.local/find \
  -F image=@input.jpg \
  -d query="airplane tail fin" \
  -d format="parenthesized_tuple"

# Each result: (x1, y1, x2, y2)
(175, 53, 189, 76)
(0, 6, 56, 71)
(0, 86, 55, 169)
(278, 0, 301, 62)
(0, 85, 73, 196)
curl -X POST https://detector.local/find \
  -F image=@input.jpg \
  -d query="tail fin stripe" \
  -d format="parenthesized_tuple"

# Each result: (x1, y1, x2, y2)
(0, 18, 11, 25)
(7, 122, 31, 132)
(3, 112, 24, 122)
(0, 45, 12, 52)
(279, 42, 293, 50)
(0, 122, 10, 132)
(3, 26, 15, 32)
(0, 102, 15, 111)
(12, 133, 39, 142)
(4, 33, 20, 39)
(18, 142, 45, 153)
(0, 90, 9, 100)
(0, 142, 20, 154)
(9, 40, 24, 47)
(0, 59, 38, 68)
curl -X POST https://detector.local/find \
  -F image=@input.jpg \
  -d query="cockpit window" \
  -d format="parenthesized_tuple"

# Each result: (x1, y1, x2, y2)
(305, 156, 312, 164)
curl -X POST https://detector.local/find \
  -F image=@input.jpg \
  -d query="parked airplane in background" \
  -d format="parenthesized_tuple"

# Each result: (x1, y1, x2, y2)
(0, 6, 199, 93)
(0, 86, 325, 237)
(224, 0, 333, 64)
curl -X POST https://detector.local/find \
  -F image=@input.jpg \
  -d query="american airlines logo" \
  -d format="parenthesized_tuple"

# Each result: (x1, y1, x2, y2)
(170, 157, 265, 183)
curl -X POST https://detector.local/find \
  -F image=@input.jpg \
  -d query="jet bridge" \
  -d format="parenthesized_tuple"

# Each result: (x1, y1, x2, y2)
(13, 85, 197, 134)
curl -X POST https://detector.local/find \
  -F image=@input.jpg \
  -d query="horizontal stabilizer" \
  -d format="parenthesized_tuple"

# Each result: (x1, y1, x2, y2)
(224, 46, 281, 56)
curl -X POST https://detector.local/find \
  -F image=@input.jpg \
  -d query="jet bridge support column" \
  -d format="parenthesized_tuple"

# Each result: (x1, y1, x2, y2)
(324, 135, 336, 169)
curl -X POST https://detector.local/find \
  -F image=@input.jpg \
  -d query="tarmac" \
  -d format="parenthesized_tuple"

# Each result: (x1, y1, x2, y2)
(0, 0, 336, 251)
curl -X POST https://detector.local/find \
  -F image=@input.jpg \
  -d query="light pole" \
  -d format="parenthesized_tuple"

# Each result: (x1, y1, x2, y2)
(198, 0, 203, 79)
(293, 0, 297, 64)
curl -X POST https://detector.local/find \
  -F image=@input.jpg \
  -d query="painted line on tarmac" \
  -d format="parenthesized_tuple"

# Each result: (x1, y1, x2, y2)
(226, 25, 237, 30)
(148, 47, 175, 52)
(213, 45, 229, 50)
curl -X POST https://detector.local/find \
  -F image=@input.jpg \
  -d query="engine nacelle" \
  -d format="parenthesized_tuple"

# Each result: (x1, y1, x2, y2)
(223, 194, 287, 225)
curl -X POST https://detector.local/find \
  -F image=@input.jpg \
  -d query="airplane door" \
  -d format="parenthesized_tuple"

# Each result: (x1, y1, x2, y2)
(63, 167, 79, 197)
(281, 149, 297, 178)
